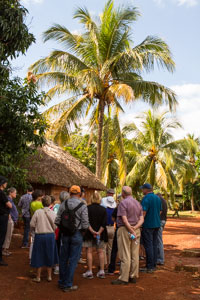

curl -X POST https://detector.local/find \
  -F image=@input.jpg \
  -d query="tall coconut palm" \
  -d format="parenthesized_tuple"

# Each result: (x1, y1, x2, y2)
(29, 0, 177, 179)
(175, 134, 200, 210)
(125, 110, 193, 196)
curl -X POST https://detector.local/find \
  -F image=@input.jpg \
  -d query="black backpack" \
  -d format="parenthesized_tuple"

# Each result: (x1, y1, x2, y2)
(60, 200, 83, 235)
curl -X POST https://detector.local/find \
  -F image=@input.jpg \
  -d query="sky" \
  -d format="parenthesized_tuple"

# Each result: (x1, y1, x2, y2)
(13, 0, 200, 139)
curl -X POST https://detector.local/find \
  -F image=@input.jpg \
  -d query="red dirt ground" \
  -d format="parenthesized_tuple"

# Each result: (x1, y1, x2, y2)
(0, 217, 200, 300)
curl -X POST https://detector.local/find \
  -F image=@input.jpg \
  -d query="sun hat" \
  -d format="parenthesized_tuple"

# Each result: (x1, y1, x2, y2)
(69, 185, 81, 194)
(140, 183, 152, 190)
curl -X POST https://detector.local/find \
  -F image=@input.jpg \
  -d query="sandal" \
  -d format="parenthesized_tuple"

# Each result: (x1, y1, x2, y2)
(32, 278, 41, 283)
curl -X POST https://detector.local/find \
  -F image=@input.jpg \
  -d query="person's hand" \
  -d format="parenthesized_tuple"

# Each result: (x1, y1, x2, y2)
(129, 227, 136, 236)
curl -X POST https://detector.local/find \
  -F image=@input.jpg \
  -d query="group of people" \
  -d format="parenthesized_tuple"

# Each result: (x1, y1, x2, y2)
(0, 174, 168, 292)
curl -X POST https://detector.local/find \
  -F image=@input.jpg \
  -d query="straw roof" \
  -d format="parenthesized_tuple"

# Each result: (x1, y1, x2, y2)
(24, 141, 106, 190)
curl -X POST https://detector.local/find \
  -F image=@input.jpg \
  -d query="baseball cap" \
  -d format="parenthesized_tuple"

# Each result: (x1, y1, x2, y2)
(69, 185, 81, 194)
(107, 188, 115, 194)
(140, 183, 152, 190)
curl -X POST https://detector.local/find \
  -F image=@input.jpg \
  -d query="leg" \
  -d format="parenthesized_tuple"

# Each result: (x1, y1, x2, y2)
(108, 228, 118, 273)
(47, 267, 52, 281)
(22, 217, 30, 246)
(36, 267, 42, 280)
(117, 227, 131, 283)
(87, 247, 93, 272)
(153, 228, 159, 268)
(142, 228, 154, 270)
(130, 228, 141, 278)
(0, 215, 9, 262)
(65, 231, 83, 287)
(97, 247, 104, 271)
(3, 218, 14, 251)
(157, 221, 165, 264)
(107, 226, 115, 264)
(29, 232, 35, 260)
(59, 234, 71, 287)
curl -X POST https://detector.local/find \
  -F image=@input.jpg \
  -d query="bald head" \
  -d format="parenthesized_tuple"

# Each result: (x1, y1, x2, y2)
(122, 186, 132, 197)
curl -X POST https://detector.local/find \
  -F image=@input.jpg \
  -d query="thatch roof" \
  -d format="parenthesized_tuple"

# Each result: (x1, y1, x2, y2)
(24, 141, 106, 191)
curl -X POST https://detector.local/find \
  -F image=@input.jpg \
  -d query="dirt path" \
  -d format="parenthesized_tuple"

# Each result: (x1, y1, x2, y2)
(0, 217, 200, 300)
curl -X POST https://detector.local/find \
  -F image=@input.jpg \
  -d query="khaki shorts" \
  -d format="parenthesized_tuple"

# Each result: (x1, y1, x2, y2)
(83, 240, 105, 249)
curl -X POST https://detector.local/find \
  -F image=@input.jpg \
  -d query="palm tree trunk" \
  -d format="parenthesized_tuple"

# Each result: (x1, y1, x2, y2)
(191, 189, 195, 211)
(96, 98, 105, 179)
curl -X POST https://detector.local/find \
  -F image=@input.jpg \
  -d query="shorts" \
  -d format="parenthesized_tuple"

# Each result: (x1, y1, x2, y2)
(83, 239, 105, 249)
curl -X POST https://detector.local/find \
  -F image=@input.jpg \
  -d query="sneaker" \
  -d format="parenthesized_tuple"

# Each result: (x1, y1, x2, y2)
(83, 271, 94, 279)
(78, 258, 86, 264)
(21, 245, 29, 249)
(111, 279, 128, 285)
(97, 271, 105, 279)
(2, 250, 11, 256)
(63, 285, 78, 292)
(54, 266, 59, 275)
(140, 267, 154, 273)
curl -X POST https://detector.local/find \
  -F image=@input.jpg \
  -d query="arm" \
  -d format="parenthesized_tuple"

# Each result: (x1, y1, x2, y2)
(30, 212, 37, 229)
(122, 216, 136, 235)
(133, 215, 144, 230)
(6, 201, 12, 209)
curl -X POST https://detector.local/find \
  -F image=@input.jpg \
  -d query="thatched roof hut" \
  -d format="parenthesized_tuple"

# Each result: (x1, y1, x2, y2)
(24, 141, 106, 201)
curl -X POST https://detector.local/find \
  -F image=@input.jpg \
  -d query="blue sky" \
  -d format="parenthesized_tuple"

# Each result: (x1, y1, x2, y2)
(14, 0, 200, 138)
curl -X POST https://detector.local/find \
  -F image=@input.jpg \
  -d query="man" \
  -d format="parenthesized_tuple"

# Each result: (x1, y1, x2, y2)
(18, 186, 33, 248)
(112, 186, 144, 285)
(140, 183, 162, 273)
(101, 188, 116, 265)
(156, 193, 167, 266)
(0, 176, 12, 266)
(3, 187, 18, 256)
(55, 185, 89, 292)
(173, 201, 180, 218)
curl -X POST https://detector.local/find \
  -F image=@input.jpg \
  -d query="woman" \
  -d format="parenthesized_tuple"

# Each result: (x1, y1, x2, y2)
(2, 187, 18, 256)
(83, 191, 108, 279)
(0, 176, 12, 266)
(30, 195, 58, 282)
(29, 189, 43, 260)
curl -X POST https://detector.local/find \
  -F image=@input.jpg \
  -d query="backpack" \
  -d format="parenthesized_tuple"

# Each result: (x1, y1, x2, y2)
(60, 200, 83, 235)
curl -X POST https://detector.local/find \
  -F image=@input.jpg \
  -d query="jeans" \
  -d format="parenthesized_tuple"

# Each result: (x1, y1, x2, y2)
(0, 214, 9, 261)
(22, 216, 30, 246)
(157, 220, 166, 264)
(108, 228, 118, 273)
(142, 227, 159, 270)
(59, 230, 83, 288)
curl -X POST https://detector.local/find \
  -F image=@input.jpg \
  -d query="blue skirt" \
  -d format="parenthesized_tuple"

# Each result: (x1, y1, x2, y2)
(31, 233, 59, 268)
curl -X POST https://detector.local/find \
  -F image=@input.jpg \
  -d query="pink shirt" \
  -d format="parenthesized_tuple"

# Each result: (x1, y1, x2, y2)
(117, 196, 143, 227)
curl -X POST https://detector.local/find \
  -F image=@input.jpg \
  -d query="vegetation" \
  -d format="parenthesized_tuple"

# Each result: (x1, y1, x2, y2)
(30, 0, 177, 180)
(0, 1, 47, 189)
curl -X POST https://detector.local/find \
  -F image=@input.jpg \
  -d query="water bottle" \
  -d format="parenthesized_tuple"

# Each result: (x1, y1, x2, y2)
(96, 234, 100, 246)
(128, 232, 136, 240)
(128, 232, 138, 244)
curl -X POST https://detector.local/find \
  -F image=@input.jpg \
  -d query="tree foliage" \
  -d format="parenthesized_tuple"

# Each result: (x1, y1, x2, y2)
(0, 0, 35, 78)
(0, 78, 47, 189)
(30, 0, 177, 179)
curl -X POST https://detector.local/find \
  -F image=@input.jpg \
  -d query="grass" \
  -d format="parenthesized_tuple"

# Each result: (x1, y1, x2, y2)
(168, 210, 200, 218)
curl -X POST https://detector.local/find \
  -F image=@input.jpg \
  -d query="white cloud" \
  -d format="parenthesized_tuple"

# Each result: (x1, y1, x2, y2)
(153, 0, 198, 7)
(21, 0, 44, 4)
(120, 83, 200, 140)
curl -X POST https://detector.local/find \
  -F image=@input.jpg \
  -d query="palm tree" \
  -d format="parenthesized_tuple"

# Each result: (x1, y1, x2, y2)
(29, 0, 177, 179)
(175, 134, 200, 210)
(125, 110, 193, 197)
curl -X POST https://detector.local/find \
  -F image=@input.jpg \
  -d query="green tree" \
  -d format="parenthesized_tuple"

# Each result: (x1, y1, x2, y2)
(30, 0, 177, 179)
(125, 110, 193, 197)
(0, 0, 35, 79)
(0, 78, 47, 189)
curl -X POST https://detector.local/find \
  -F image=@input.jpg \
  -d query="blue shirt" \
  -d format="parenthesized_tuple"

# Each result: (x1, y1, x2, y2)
(8, 197, 18, 223)
(18, 193, 32, 218)
(141, 193, 162, 228)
